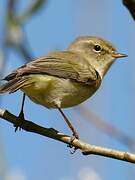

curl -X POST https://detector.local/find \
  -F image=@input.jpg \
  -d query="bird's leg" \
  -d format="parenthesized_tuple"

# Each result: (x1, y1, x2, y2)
(58, 108, 79, 140)
(14, 93, 26, 132)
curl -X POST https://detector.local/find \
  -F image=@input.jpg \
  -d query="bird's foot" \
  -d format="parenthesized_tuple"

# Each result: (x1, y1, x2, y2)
(67, 133, 79, 154)
(14, 111, 25, 132)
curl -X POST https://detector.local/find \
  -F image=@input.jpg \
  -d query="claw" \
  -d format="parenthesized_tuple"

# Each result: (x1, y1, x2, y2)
(70, 147, 78, 154)
(67, 135, 78, 154)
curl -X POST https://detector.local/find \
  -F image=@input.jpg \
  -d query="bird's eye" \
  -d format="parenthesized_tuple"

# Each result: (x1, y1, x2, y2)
(93, 45, 102, 52)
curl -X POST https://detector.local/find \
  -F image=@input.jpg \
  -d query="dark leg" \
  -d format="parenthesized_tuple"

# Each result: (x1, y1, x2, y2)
(58, 108, 79, 139)
(14, 93, 26, 132)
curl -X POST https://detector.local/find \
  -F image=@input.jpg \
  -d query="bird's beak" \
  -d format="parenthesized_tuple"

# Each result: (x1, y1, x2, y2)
(112, 52, 128, 59)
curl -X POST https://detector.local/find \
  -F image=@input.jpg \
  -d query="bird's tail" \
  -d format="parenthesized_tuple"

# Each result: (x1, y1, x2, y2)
(0, 76, 32, 94)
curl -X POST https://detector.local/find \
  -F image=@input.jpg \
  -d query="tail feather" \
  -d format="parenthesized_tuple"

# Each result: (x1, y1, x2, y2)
(0, 77, 32, 94)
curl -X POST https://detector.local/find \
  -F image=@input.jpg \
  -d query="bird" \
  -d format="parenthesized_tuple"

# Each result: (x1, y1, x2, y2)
(0, 36, 127, 139)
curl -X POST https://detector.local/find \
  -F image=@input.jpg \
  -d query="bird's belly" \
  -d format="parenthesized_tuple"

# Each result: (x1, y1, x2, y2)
(21, 75, 99, 108)
(55, 83, 96, 108)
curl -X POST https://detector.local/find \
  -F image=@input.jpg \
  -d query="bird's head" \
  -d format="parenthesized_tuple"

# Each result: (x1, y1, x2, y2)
(68, 36, 127, 78)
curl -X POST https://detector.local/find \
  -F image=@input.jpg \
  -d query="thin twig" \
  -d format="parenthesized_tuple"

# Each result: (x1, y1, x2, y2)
(18, 0, 47, 23)
(123, 0, 135, 20)
(0, 108, 135, 164)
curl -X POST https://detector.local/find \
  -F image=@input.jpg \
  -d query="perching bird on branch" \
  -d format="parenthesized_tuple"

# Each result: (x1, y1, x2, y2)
(0, 36, 127, 139)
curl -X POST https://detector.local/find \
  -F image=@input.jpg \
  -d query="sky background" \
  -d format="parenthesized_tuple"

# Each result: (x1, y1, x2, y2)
(0, 0, 135, 180)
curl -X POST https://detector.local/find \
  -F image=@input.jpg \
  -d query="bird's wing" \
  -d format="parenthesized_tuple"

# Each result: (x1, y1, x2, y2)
(4, 51, 99, 85)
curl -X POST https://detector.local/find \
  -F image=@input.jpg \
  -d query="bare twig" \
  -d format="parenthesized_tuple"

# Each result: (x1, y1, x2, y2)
(0, 108, 135, 164)
(6, 0, 34, 62)
(6, 0, 47, 63)
(123, 0, 135, 20)
(18, 0, 47, 23)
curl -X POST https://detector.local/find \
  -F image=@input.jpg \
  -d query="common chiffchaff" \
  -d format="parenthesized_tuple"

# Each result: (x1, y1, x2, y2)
(0, 36, 127, 138)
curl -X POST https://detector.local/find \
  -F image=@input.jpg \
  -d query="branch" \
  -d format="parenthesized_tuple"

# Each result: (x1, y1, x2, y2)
(123, 0, 135, 20)
(0, 108, 135, 164)
(6, 0, 36, 62)
(18, 0, 47, 23)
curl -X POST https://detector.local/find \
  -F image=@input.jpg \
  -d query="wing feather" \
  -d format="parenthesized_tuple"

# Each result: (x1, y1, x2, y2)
(4, 51, 99, 85)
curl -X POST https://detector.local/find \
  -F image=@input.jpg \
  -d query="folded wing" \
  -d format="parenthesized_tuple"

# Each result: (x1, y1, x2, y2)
(1, 51, 99, 93)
